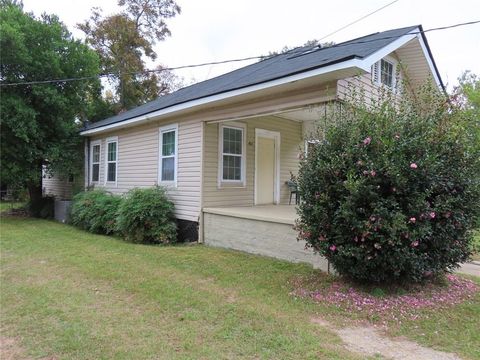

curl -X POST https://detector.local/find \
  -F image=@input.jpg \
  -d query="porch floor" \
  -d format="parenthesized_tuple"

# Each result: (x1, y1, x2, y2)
(202, 205, 297, 225)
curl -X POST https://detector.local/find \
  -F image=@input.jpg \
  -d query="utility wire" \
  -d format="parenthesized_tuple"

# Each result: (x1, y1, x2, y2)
(1, 20, 479, 88)
(317, 0, 400, 41)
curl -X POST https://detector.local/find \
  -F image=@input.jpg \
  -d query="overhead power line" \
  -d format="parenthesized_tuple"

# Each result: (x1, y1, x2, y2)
(1, 20, 479, 88)
(317, 0, 400, 41)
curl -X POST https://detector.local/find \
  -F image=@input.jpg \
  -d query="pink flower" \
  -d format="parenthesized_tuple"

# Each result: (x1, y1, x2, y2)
(356, 160, 364, 166)
(329, 244, 337, 251)
(394, 134, 400, 140)
(370, 170, 376, 177)
(411, 240, 419, 247)
(429, 212, 436, 219)
(374, 243, 382, 249)
(315, 192, 320, 199)
(297, 152, 304, 160)
(363, 137, 372, 145)
(318, 235, 326, 241)
(410, 163, 418, 169)
(409, 217, 416, 224)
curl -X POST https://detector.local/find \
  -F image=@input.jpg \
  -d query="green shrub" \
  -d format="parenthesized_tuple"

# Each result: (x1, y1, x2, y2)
(70, 190, 122, 235)
(28, 195, 54, 218)
(296, 87, 480, 283)
(116, 187, 177, 244)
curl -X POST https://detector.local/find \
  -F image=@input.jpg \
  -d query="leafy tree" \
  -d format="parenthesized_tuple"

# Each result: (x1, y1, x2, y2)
(78, 0, 183, 112)
(452, 71, 480, 116)
(0, 2, 102, 207)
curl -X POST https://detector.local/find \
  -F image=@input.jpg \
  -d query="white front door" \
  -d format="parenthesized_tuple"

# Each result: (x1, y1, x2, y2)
(255, 129, 280, 205)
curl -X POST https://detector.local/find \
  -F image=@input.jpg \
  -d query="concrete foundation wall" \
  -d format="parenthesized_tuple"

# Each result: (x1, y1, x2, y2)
(204, 212, 329, 272)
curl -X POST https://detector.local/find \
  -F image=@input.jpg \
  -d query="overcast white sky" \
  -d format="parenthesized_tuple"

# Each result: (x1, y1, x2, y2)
(22, 0, 480, 91)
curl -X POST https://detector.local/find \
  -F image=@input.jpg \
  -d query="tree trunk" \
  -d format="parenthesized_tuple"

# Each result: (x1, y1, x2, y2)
(27, 181, 43, 204)
(27, 166, 44, 217)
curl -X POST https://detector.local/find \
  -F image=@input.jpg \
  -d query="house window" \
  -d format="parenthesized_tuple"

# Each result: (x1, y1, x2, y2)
(380, 59, 394, 88)
(159, 124, 178, 184)
(220, 124, 245, 183)
(372, 58, 396, 89)
(90, 141, 101, 183)
(105, 137, 118, 183)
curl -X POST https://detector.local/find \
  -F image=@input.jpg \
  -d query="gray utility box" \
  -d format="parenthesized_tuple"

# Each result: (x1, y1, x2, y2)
(54, 200, 72, 223)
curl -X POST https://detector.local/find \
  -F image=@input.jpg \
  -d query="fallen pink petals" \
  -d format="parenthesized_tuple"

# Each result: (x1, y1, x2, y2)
(291, 274, 478, 322)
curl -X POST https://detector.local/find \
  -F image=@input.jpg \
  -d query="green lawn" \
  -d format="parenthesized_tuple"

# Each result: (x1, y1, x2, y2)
(1, 217, 479, 359)
(0, 201, 24, 212)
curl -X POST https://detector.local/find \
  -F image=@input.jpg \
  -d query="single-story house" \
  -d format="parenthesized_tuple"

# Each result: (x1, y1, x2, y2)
(45, 25, 443, 271)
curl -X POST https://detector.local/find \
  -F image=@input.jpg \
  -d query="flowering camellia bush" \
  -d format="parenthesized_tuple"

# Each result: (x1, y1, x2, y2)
(296, 86, 480, 283)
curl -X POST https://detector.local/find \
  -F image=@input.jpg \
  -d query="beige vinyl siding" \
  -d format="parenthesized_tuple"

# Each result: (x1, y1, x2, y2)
(203, 115, 302, 208)
(42, 174, 74, 200)
(88, 119, 202, 222)
(337, 53, 407, 105)
(42, 165, 84, 200)
(337, 73, 381, 104)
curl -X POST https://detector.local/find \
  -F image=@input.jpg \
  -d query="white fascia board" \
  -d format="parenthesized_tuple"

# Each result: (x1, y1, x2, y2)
(415, 32, 443, 88)
(360, 28, 442, 88)
(80, 58, 364, 136)
(359, 31, 418, 71)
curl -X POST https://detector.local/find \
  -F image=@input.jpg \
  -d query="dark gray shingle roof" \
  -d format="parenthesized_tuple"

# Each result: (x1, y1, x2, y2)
(85, 25, 419, 131)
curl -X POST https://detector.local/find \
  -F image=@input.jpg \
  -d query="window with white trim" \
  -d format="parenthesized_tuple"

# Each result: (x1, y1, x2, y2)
(105, 137, 118, 183)
(159, 124, 178, 183)
(372, 58, 397, 89)
(380, 59, 394, 88)
(90, 141, 101, 183)
(220, 124, 245, 183)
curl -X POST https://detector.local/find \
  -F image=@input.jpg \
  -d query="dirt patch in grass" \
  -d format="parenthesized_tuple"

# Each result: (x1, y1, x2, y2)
(337, 326, 460, 360)
(0, 336, 30, 360)
(309, 318, 461, 360)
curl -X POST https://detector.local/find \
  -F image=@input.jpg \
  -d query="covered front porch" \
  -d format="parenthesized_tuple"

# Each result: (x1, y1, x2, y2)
(202, 205, 329, 272)
(200, 103, 335, 271)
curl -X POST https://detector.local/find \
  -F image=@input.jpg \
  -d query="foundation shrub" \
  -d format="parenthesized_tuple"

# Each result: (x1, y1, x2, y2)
(70, 189, 121, 234)
(116, 186, 177, 244)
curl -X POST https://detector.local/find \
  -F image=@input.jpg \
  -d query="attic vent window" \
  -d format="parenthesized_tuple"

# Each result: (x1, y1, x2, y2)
(380, 59, 394, 88)
(372, 58, 397, 89)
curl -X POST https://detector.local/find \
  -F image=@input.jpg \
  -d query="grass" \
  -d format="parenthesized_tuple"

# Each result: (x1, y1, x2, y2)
(1, 217, 479, 359)
(0, 201, 24, 212)
(0, 217, 357, 360)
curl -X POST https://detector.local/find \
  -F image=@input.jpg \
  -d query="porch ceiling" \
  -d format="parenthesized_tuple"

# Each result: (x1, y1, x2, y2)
(274, 106, 328, 122)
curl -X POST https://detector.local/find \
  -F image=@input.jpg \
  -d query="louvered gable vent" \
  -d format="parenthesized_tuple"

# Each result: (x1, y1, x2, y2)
(371, 62, 380, 83)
